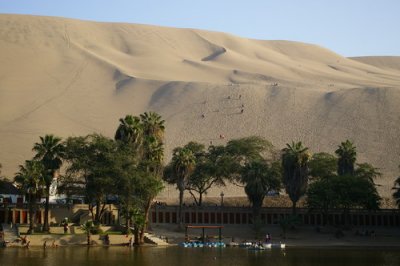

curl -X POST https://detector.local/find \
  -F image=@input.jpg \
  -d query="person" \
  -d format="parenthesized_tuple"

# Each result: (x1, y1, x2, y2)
(43, 240, 47, 249)
(265, 233, 271, 242)
(104, 234, 110, 245)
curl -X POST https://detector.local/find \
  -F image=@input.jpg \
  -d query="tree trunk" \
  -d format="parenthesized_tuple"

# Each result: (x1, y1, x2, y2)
(87, 232, 91, 245)
(139, 198, 152, 244)
(198, 192, 203, 207)
(42, 185, 50, 233)
(134, 224, 140, 245)
(28, 194, 34, 234)
(95, 200, 100, 224)
(291, 200, 297, 216)
(178, 189, 184, 228)
(125, 210, 130, 235)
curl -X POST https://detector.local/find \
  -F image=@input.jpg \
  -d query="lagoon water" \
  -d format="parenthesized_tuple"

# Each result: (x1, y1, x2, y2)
(1, 246, 399, 266)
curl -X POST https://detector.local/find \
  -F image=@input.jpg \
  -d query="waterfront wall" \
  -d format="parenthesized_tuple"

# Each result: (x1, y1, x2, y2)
(150, 205, 400, 227)
(2, 204, 399, 228)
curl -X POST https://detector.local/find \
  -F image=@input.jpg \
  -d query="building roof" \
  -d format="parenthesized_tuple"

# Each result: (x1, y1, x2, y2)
(0, 181, 20, 195)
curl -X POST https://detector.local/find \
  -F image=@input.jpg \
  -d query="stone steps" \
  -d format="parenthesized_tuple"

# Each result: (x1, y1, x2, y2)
(144, 232, 169, 246)
(1, 223, 19, 243)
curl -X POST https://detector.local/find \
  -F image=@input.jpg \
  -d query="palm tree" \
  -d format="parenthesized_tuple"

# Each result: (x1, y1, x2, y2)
(33, 134, 65, 232)
(393, 166, 400, 208)
(81, 220, 94, 245)
(14, 160, 44, 234)
(139, 112, 165, 242)
(115, 112, 165, 243)
(335, 140, 357, 176)
(242, 160, 281, 219)
(140, 111, 165, 143)
(282, 141, 310, 215)
(165, 147, 196, 228)
(115, 115, 143, 149)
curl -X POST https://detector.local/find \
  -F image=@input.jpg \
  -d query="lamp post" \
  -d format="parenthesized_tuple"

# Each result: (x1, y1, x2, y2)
(220, 192, 224, 207)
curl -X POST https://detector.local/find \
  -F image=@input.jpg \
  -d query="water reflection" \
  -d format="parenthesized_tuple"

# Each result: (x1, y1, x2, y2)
(0, 246, 399, 266)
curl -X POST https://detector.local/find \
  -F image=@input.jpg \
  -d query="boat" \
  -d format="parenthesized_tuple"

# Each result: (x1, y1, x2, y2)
(248, 244, 265, 251)
(262, 243, 272, 249)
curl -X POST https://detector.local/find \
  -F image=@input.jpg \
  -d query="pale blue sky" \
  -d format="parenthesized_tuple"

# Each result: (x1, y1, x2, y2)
(1, 0, 399, 56)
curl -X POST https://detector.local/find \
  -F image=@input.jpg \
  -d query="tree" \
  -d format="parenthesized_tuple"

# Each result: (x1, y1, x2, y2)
(138, 112, 165, 243)
(14, 160, 44, 234)
(182, 142, 226, 206)
(62, 134, 119, 224)
(242, 160, 281, 219)
(309, 152, 337, 180)
(164, 146, 196, 228)
(355, 163, 381, 184)
(81, 220, 94, 245)
(33, 134, 65, 232)
(392, 166, 400, 208)
(307, 174, 381, 225)
(282, 141, 310, 215)
(115, 112, 165, 244)
(335, 140, 356, 176)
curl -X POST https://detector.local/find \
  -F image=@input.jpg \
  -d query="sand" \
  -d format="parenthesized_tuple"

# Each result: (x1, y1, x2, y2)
(0, 14, 399, 200)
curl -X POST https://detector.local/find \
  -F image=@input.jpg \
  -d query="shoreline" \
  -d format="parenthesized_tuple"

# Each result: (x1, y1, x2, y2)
(2, 224, 400, 248)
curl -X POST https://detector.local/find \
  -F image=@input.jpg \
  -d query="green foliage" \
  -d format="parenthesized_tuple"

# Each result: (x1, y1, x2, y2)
(309, 152, 337, 179)
(335, 140, 356, 176)
(307, 174, 381, 211)
(62, 134, 121, 223)
(225, 136, 274, 163)
(115, 112, 165, 242)
(282, 141, 310, 214)
(81, 220, 94, 245)
(32, 134, 64, 232)
(14, 160, 44, 234)
(33, 134, 65, 183)
(355, 163, 381, 184)
(392, 166, 400, 208)
(242, 160, 281, 211)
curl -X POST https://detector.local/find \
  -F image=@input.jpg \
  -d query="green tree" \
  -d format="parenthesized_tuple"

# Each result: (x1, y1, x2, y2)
(164, 146, 196, 227)
(309, 152, 337, 180)
(138, 112, 165, 243)
(33, 134, 65, 232)
(242, 160, 281, 219)
(282, 141, 310, 215)
(335, 140, 356, 176)
(81, 220, 94, 245)
(307, 174, 381, 225)
(355, 163, 381, 184)
(392, 166, 400, 208)
(62, 134, 118, 224)
(14, 160, 44, 234)
(115, 112, 165, 244)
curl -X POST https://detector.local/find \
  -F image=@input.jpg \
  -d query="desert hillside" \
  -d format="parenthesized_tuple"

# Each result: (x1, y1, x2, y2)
(0, 14, 399, 199)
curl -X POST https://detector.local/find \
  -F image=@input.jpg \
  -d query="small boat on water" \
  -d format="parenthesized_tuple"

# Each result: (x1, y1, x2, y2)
(248, 245, 265, 251)
(262, 243, 272, 249)
(179, 241, 226, 248)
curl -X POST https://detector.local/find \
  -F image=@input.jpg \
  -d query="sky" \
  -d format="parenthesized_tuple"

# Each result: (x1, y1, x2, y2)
(0, 0, 399, 57)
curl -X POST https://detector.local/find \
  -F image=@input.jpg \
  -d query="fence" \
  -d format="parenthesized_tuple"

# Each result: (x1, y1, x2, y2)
(151, 205, 400, 227)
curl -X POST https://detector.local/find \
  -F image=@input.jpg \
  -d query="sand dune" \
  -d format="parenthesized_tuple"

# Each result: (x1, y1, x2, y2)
(0, 14, 399, 199)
